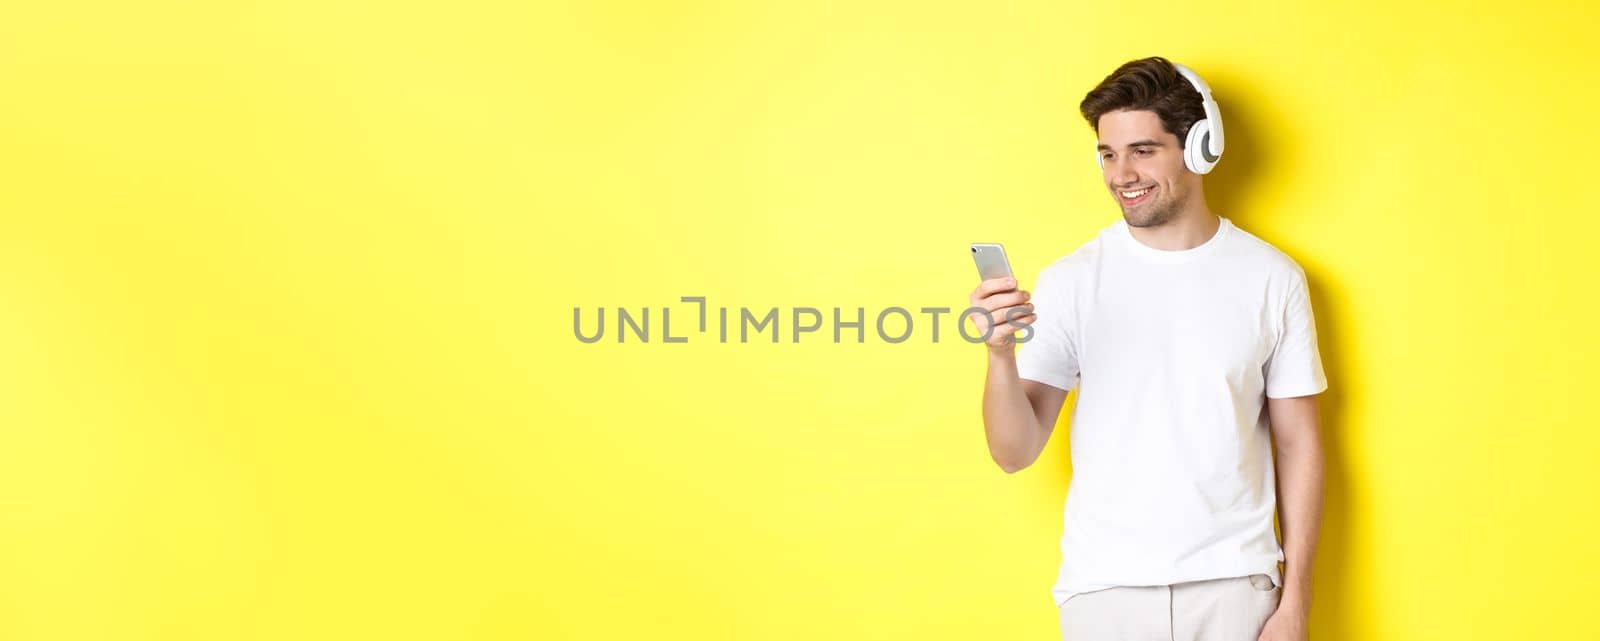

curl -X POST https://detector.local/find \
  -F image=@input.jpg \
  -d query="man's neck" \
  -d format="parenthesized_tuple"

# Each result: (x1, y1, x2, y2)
(1127, 209, 1222, 251)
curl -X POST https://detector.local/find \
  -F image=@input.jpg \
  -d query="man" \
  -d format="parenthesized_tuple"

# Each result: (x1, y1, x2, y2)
(967, 57, 1327, 641)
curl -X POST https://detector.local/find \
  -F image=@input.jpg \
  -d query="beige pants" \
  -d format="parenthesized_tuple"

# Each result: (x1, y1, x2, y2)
(1059, 574, 1281, 641)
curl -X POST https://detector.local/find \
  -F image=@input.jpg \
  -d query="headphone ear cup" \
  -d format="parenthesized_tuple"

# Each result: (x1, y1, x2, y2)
(1095, 150, 1104, 171)
(1184, 119, 1219, 174)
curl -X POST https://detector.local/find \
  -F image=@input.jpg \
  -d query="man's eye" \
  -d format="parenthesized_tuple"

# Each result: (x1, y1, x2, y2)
(1136, 148, 1153, 156)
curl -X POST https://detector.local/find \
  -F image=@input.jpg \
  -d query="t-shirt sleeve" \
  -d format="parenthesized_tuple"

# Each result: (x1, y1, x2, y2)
(1015, 264, 1080, 392)
(1264, 267, 1329, 398)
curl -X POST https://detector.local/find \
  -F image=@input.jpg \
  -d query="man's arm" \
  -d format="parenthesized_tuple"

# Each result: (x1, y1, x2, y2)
(1267, 393, 1326, 613)
(966, 274, 1068, 473)
(983, 349, 1068, 473)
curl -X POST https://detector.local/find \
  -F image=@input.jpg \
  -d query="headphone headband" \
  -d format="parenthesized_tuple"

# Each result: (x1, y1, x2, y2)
(1170, 62, 1224, 160)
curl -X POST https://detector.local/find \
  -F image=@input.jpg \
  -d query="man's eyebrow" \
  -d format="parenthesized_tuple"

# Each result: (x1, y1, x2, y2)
(1096, 140, 1166, 151)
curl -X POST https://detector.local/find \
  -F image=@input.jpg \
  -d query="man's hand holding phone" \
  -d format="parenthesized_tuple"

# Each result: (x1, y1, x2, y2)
(968, 276, 1034, 352)
(968, 244, 1035, 352)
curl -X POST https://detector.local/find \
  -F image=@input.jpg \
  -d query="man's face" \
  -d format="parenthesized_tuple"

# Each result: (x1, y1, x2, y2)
(1096, 109, 1195, 228)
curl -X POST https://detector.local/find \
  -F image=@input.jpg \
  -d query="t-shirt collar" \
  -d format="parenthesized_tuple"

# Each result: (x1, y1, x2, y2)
(1113, 216, 1232, 264)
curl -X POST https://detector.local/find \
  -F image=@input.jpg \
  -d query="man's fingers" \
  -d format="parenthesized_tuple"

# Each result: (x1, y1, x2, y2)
(996, 306, 1036, 327)
(990, 312, 1036, 330)
(1002, 312, 1037, 328)
(980, 303, 1034, 325)
(981, 290, 1030, 311)
(986, 312, 1037, 345)
(974, 276, 1018, 298)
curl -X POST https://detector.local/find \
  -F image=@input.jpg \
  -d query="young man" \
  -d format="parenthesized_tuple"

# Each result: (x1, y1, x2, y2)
(967, 57, 1327, 641)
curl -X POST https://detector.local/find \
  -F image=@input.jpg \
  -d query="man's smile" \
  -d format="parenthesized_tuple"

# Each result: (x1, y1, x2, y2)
(1118, 185, 1155, 206)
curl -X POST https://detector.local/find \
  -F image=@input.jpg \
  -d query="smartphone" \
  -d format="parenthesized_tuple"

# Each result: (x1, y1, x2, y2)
(970, 243, 1013, 281)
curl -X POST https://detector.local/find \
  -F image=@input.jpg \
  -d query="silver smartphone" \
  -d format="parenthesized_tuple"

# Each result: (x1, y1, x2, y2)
(970, 243, 1013, 281)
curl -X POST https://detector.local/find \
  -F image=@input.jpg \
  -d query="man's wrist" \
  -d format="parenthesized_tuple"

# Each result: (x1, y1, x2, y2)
(1278, 587, 1311, 612)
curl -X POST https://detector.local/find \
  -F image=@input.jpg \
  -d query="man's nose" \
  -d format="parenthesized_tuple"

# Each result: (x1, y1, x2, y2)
(1111, 158, 1139, 185)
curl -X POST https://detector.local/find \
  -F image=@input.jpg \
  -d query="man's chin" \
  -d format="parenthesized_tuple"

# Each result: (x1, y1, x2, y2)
(1123, 211, 1157, 228)
(1122, 206, 1171, 228)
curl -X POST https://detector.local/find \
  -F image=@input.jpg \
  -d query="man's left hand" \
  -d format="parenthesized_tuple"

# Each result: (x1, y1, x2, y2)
(1256, 601, 1308, 641)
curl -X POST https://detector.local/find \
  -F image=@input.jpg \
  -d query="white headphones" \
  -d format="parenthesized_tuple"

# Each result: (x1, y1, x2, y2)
(1096, 61, 1226, 175)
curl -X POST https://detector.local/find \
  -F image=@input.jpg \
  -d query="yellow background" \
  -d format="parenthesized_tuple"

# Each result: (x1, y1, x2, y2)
(2, 1, 1596, 639)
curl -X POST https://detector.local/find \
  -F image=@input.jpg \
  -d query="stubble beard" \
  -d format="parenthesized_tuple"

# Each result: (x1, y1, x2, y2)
(1123, 187, 1185, 229)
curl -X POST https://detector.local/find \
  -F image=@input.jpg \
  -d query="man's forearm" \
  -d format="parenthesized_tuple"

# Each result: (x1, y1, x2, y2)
(1275, 432, 1325, 610)
(982, 349, 1043, 473)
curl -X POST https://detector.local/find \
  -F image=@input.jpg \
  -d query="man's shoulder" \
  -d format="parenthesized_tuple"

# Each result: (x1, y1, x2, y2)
(1036, 223, 1116, 281)
(1043, 220, 1120, 274)
(1225, 220, 1310, 280)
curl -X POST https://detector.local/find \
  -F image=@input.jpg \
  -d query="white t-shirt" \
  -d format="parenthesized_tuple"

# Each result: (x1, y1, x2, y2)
(1015, 216, 1327, 607)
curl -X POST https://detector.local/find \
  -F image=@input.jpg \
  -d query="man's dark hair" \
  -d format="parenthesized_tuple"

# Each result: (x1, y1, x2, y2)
(1079, 56, 1207, 148)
